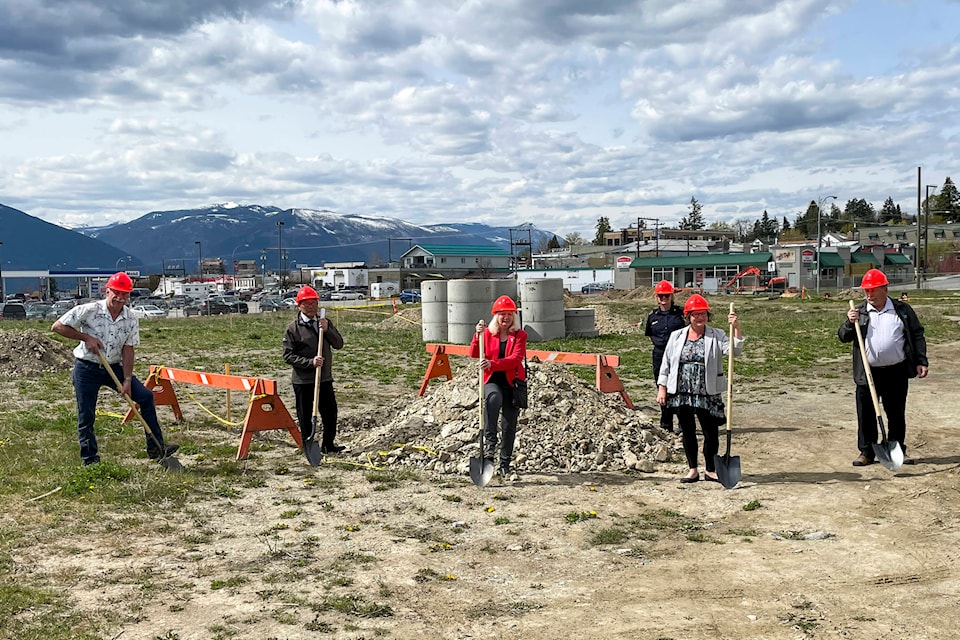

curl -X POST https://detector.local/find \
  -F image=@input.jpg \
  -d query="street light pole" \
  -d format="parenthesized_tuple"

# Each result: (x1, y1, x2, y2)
(195, 241, 202, 280)
(276, 220, 285, 291)
(815, 195, 837, 295)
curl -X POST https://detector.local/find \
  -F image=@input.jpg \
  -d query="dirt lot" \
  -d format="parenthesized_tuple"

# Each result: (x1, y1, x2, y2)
(7, 338, 960, 640)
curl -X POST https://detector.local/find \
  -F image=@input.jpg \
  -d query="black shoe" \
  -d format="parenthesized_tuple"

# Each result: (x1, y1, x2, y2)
(82, 457, 101, 466)
(148, 444, 179, 459)
(321, 444, 346, 454)
(680, 474, 700, 484)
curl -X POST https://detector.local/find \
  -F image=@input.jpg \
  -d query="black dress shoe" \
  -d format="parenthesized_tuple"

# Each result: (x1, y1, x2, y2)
(148, 444, 179, 459)
(321, 444, 346, 454)
(680, 474, 700, 484)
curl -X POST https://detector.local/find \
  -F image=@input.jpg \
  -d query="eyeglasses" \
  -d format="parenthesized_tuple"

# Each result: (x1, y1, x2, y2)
(656, 294, 671, 299)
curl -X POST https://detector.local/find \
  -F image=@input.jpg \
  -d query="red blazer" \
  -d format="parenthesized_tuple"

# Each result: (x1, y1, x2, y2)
(469, 329, 528, 385)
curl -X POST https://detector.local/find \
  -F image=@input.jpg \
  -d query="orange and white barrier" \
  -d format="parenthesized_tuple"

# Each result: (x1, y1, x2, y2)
(125, 365, 302, 460)
(419, 344, 633, 408)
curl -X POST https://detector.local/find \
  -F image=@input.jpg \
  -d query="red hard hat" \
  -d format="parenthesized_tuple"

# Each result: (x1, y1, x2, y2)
(860, 269, 889, 289)
(654, 280, 675, 295)
(106, 272, 133, 293)
(295, 286, 320, 303)
(683, 294, 710, 314)
(491, 295, 517, 314)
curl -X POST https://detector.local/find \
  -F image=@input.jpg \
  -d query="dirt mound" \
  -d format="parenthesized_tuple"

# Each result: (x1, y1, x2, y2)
(374, 307, 422, 331)
(0, 329, 75, 378)
(339, 360, 674, 475)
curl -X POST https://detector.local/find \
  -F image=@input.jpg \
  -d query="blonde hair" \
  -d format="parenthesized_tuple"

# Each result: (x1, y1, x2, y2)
(488, 311, 521, 334)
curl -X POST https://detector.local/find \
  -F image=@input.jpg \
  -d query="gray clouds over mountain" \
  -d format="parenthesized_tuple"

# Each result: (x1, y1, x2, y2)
(1, 1, 959, 236)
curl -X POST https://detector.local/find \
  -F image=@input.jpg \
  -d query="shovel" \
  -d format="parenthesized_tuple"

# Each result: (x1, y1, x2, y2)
(303, 308, 325, 466)
(469, 323, 495, 487)
(849, 300, 904, 471)
(714, 302, 742, 489)
(96, 350, 183, 472)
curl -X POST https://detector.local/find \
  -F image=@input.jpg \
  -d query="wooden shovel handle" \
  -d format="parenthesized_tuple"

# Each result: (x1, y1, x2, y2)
(95, 350, 155, 436)
(312, 308, 325, 418)
(725, 302, 734, 433)
(849, 300, 882, 415)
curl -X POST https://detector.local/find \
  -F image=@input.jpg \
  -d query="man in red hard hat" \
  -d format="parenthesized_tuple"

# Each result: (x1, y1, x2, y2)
(838, 269, 928, 466)
(283, 286, 346, 454)
(52, 272, 178, 465)
(644, 281, 684, 434)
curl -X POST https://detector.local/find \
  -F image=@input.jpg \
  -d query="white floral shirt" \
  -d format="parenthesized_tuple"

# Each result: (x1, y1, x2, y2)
(58, 300, 140, 365)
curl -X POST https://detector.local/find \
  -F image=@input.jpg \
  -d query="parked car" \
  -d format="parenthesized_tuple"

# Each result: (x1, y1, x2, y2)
(220, 297, 249, 314)
(46, 299, 78, 318)
(258, 297, 286, 312)
(130, 304, 168, 319)
(330, 290, 366, 301)
(24, 302, 52, 319)
(581, 282, 614, 294)
(399, 289, 421, 303)
(183, 299, 232, 316)
(0, 302, 27, 320)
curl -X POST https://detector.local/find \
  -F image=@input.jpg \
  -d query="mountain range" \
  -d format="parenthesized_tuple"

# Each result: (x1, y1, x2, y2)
(0, 202, 556, 277)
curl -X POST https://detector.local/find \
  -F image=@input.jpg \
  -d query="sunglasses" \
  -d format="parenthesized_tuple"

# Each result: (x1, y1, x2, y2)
(656, 294, 671, 298)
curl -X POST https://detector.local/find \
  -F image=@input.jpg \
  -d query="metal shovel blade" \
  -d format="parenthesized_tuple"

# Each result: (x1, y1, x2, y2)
(714, 430, 741, 489)
(157, 456, 184, 472)
(873, 415, 904, 471)
(304, 438, 322, 466)
(469, 455, 496, 487)
(714, 453, 742, 489)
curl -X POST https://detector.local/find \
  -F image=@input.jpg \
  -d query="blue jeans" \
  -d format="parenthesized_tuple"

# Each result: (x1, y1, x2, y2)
(72, 359, 166, 464)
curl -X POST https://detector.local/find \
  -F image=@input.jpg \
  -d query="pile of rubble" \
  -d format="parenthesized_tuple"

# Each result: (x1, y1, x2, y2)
(374, 307, 422, 331)
(339, 360, 678, 476)
(0, 329, 75, 378)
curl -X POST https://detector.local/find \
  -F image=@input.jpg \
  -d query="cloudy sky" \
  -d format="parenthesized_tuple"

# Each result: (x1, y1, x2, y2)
(1, 0, 959, 238)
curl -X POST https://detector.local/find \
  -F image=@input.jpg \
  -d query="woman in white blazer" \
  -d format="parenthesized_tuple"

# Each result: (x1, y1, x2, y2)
(657, 294, 744, 483)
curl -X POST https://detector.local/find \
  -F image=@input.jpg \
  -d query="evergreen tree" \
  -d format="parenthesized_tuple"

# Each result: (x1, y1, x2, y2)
(547, 235, 561, 250)
(781, 217, 791, 232)
(844, 198, 877, 225)
(679, 197, 706, 230)
(879, 197, 900, 224)
(593, 217, 612, 245)
(937, 177, 960, 222)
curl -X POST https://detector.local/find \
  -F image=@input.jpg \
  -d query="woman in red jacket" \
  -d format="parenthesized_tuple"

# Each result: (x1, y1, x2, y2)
(470, 295, 528, 481)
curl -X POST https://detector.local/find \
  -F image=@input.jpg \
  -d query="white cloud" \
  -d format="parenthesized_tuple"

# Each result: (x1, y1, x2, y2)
(0, 0, 959, 239)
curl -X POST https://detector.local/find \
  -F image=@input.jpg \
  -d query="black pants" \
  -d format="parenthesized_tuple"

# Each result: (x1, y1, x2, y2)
(855, 360, 910, 457)
(652, 351, 676, 430)
(676, 405, 721, 472)
(293, 381, 338, 448)
(483, 381, 519, 469)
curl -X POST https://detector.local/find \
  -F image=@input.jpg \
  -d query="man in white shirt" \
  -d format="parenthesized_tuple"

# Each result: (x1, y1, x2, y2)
(52, 272, 178, 466)
(839, 269, 928, 467)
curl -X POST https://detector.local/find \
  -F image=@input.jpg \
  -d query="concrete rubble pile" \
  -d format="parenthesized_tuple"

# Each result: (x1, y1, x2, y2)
(340, 360, 679, 476)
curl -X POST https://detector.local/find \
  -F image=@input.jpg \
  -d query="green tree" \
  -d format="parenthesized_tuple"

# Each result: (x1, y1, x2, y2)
(879, 197, 902, 224)
(593, 217, 612, 245)
(679, 197, 705, 230)
(758, 210, 778, 241)
(935, 177, 960, 222)
(844, 198, 876, 225)
(708, 221, 732, 232)
(781, 217, 791, 233)
(547, 235, 561, 250)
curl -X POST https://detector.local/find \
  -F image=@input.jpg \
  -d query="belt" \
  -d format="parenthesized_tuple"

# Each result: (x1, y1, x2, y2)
(76, 358, 117, 368)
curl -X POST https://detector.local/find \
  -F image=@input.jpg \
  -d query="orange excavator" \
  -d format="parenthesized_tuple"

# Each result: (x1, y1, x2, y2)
(724, 266, 788, 294)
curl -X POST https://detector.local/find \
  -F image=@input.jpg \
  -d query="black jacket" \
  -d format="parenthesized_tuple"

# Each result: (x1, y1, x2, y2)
(645, 304, 685, 353)
(283, 315, 344, 385)
(838, 298, 927, 386)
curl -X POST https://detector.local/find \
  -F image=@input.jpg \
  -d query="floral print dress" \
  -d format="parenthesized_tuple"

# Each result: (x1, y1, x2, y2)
(664, 334, 726, 423)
